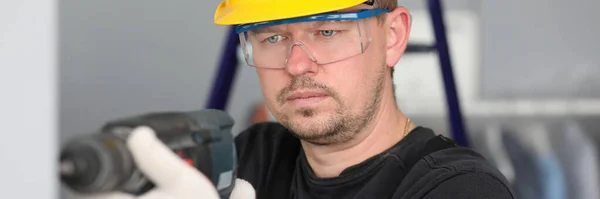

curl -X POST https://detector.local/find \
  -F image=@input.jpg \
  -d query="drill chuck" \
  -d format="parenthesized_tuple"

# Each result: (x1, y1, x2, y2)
(59, 110, 237, 198)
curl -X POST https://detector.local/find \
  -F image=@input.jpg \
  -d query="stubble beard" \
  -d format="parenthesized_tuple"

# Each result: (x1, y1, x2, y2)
(277, 65, 386, 146)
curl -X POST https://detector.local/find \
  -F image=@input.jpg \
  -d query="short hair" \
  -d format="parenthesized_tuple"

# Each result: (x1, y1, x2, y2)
(374, 0, 399, 13)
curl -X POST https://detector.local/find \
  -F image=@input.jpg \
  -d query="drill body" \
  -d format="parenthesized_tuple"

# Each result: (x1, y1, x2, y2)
(60, 109, 237, 199)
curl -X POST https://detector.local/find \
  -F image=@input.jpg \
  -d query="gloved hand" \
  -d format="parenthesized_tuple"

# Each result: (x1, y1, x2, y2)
(67, 126, 255, 199)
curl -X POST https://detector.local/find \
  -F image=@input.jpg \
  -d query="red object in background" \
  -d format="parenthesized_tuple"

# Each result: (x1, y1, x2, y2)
(250, 102, 268, 124)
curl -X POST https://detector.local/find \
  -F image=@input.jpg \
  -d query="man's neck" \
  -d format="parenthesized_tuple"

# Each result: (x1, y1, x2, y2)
(300, 95, 414, 178)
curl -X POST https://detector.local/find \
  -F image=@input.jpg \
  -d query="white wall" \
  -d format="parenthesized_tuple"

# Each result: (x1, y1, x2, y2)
(394, 10, 480, 117)
(0, 0, 58, 198)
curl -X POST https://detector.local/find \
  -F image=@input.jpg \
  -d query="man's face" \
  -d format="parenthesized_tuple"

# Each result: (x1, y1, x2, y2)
(253, 7, 409, 145)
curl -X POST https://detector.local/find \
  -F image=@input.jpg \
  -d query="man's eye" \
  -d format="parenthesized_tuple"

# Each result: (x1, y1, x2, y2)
(265, 35, 282, 43)
(320, 30, 338, 37)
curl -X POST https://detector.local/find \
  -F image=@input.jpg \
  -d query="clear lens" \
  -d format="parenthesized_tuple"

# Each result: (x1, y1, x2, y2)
(239, 18, 372, 68)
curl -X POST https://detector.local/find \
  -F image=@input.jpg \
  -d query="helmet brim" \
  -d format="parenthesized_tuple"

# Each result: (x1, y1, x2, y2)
(214, 0, 367, 25)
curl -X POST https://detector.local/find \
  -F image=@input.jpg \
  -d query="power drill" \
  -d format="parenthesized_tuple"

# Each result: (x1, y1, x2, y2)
(59, 109, 237, 198)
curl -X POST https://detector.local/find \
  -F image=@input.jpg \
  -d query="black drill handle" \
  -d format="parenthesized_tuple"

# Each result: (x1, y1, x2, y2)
(102, 112, 200, 142)
(99, 109, 237, 198)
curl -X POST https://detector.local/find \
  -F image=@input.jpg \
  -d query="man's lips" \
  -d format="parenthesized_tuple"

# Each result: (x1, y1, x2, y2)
(286, 91, 329, 101)
(284, 91, 329, 106)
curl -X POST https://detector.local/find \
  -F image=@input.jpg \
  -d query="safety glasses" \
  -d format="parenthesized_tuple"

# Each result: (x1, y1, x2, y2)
(236, 8, 389, 69)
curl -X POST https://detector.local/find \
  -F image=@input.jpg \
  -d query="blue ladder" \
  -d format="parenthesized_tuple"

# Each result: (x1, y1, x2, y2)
(205, 0, 469, 147)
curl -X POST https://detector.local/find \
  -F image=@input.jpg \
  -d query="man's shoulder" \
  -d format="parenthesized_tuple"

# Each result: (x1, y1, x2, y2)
(397, 129, 515, 198)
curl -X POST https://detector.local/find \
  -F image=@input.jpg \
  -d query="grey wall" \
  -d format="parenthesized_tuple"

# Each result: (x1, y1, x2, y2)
(400, 0, 479, 11)
(59, 0, 228, 142)
(480, 0, 600, 99)
(401, 0, 600, 99)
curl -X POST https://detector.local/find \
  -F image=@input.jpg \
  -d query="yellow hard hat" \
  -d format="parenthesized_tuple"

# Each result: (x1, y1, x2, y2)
(214, 0, 370, 25)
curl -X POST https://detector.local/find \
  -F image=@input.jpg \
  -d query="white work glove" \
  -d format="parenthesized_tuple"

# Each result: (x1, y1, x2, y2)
(67, 126, 255, 199)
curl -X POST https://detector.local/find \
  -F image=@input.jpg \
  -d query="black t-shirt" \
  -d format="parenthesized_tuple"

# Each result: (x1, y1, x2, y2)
(234, 122, 515, 199)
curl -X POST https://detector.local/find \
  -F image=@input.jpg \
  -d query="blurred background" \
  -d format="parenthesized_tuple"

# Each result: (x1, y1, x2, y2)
(3, 0, 600, 198)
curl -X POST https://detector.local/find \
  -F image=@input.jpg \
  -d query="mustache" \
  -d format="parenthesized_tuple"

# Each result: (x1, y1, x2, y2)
(276, 76, 337, 105)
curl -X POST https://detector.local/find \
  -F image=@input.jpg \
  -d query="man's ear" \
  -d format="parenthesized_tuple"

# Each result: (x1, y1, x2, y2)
(385, 7, 412, 68)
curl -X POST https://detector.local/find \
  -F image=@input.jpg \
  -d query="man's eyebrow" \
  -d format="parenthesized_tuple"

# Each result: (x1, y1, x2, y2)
(307, 21, 327, 29)
(251, 26, 285, 34)
(250, 20, 350, 34)
(309, 20, 350, 28)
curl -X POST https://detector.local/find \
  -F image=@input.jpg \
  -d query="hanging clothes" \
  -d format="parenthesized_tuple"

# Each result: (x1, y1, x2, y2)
(501, 123, 567, 199)
(548, 121, 600, 199)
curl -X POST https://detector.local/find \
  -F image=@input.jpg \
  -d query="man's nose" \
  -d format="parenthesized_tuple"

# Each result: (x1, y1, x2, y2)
(284, 43, 319, 76)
